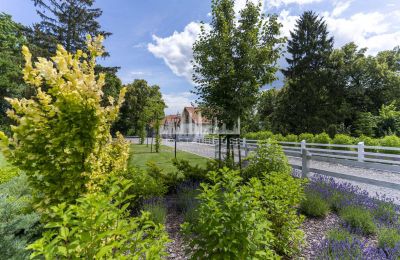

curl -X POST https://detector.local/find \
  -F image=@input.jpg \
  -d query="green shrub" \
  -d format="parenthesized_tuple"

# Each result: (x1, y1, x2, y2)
(273, 133, 285, 141)
(0, 36, 129, 212)
(373, 201, 398, 225)
(284, 134, 298, 142)
(327, 228, 354, 242)
(253, 172, 306, 256)
(340, 206, 377, 235)
(0, 174, 42, 259)
(243, 139, 291, 180)
(378, 228, 400, 249)
(122, 167, 167, 209)
(0, 166, 19, 185)
(28, 178, 170, 259)
(333, 134, 355, 145)
(143, 199, 167, 225)
(245, 131, 274, 140)
(182, 168, 278, 259)
(176, 184, 199, 213)
(146, 161, 184, 192)
(313, 132, 332, 144)
(379, 135, 400, 154)
(299, 133, 314, 142)
(300, 191, 330, 218)
(172, 158, 207, 182)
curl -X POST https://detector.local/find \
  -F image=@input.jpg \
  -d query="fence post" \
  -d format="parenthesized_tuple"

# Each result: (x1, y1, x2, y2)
(302, 148, 311, 178)
(243, 138, 248, 157)
(358, 142, 364, 162)
(301, 140, 306, 152)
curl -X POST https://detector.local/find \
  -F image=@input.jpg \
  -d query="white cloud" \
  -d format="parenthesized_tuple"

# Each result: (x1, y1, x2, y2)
(268, 0, 322, 8)
(331, 0, 352, 17)
(278, 7, 400, 55)
(277, 9, 299, 38)
(148, 22, 208, 83)
(163, 92, 195, 115)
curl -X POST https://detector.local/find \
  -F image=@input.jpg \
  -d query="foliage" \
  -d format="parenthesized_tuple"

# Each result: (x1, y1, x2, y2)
(376, 102, 400, 136)
(101, 72, 123, 107)
(317, 229, 363, 260)
(146, 161, 184, 192)
(0, 174, 42, 260)
(176, 182, 200, 214)
(143, 198, 167, 225)
(299, 133, 314, 142)
(252, 172, 305, 256)
(313, 132, 332, 144)
(172, 158, 208, 182)
(300, 191, 330, 218)
(243, 139, 291, 180)
(378, 228, 400, 251)
(284, 134, 298, 142)
(113, 79, 165, 137)
(0, 166, 20, 185)
(380, 135, 400, 153)
(28, 178, 170, 259)
(0, 36, 127, 213)
(354, 112, 378, 137)
(121, 167, 167, 209)
(182, 168, 278, 259)
(0, 13, 28, 134)
(340, 206, 377, 235)
(277, 11, 334, 134)
(31, 0, 111, 56)
(192, 0, 284, 128)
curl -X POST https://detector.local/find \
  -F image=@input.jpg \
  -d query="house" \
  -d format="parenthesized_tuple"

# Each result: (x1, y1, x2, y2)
(161, 107, 213, 140)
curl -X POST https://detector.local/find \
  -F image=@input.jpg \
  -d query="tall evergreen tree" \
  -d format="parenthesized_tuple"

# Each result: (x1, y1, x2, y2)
(277, 11, 334, 134)
(31, 0, 111, 56)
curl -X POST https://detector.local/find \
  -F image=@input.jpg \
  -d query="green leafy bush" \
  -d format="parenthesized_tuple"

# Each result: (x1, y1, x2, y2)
(313, 132, 332, 144)
(172, 158, 207, 182)
(284, 134, 298, 142)
(182, 168, 278, 259)
(327, 228, 354, 242)
(379, 135, 400, 154)
(0, 174, 42, 259)
(122, 167, 167, 209)
(373, 201, 398, 225)
(243, 139, 291, 180)
(253, 172, 306, 256)
(143, 199, 167, 225)
(0, 166, 19, 184)
(273, 133, 285, 141)
(244, 130, 274, 140)
(299, 133, 314, 142)
(0, 36, 128, 211)
(146, 161, 184, 192)
(340, 206, 377, 235)
(378, 228, 400, 249)
(300, 191, 330, 218)
(28, 178, 170, 259)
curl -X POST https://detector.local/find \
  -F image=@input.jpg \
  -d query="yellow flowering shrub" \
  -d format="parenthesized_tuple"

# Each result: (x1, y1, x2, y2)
(0, 35, 127, 211)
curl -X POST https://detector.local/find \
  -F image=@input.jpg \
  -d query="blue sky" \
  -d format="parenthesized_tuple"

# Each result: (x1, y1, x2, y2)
(1, 0, 399, 114)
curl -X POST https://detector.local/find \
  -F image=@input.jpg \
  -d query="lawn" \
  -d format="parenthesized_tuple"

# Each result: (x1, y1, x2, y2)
(128, 144, 209, 173)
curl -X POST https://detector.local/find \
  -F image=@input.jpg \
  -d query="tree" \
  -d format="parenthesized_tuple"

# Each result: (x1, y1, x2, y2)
(0, 13, 29, 134)
(277, 11, 334, 134)
(113, 80, 166, 145)
(31, 0, 111, 57)
(192, 0, 284, 128)
(0, 35, 127, 213)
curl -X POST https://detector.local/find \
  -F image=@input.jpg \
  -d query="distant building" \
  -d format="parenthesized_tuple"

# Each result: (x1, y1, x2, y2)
(161, 107, 213, 140)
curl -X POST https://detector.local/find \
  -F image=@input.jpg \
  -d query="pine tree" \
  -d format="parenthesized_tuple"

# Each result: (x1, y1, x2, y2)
(31, 0, 111, 56)
(277, 11, 334, 134)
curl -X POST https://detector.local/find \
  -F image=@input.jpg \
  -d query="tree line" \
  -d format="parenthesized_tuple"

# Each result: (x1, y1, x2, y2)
(0, 0, 165, 143)
(192, 1, 400, 139)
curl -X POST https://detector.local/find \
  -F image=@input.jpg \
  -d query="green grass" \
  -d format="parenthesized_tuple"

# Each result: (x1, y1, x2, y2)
(128, 144, 209, 173)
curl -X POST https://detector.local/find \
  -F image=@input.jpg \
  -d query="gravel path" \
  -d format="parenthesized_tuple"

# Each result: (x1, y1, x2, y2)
(165, 196, 188, 260)
(300, 213, 341, 259)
